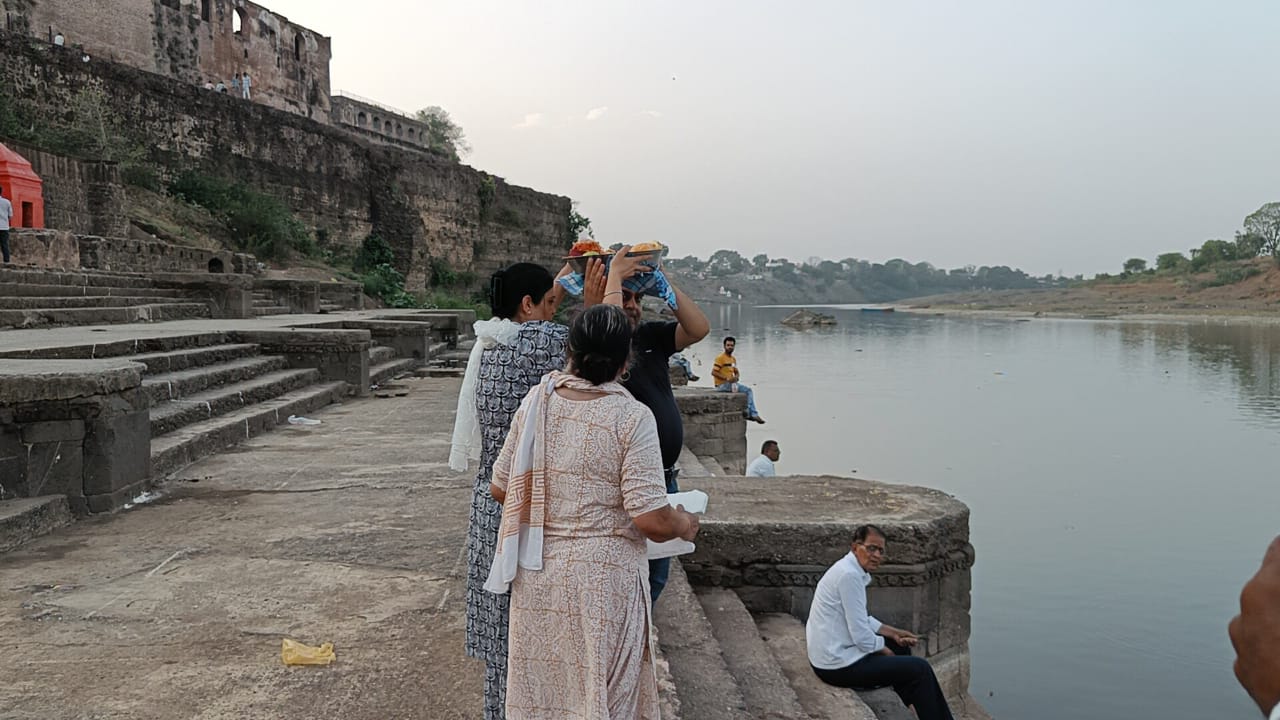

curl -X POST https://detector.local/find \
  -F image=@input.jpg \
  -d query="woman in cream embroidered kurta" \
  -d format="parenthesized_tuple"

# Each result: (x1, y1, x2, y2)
(491, 381, 670, 719)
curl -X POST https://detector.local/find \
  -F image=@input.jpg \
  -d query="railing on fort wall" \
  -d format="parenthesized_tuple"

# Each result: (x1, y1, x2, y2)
(331, 90, 417, 121)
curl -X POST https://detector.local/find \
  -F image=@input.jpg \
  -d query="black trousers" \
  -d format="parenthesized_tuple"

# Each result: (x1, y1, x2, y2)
(812, 638, 954, 720)
(0, 229, 9, 262)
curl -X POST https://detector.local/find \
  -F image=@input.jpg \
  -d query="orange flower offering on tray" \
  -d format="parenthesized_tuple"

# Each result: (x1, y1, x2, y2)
(630, 241, 665, 253)
(569, 239, 605, 257)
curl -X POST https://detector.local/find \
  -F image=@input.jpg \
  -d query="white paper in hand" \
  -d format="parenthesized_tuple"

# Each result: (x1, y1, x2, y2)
(646, 490, 708, 560)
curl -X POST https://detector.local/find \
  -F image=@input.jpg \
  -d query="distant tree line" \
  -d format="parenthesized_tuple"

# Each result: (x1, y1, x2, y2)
(1108, 202, 1280, 285)
(664, 250, 1063, 301)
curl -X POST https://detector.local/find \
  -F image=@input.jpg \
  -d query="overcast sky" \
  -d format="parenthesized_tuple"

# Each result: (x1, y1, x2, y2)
(263, 0, 1280, 276)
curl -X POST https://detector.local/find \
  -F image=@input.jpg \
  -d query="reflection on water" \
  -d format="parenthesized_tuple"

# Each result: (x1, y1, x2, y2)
(678, 304, 1276, 720)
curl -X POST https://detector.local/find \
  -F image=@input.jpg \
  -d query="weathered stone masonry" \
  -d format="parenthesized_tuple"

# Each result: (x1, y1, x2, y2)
(0, 33, 573, 290)
(3, 0, 332, 119)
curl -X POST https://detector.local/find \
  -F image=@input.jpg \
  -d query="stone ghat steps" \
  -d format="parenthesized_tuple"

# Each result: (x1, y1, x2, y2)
(137, 341, 346, 475)
(656, 562, 885, 720)
(150, 381, 347, 478)
(0, 266, 160, 288)
(0, 295, 183, 309)
(370, 344, 419, 387)
(148, 367, 322, 437)
(0, 302, 212, 329)
(142, 355, 288, 405)
(0, 267, 218, 329)
(0, 283, 187, 298)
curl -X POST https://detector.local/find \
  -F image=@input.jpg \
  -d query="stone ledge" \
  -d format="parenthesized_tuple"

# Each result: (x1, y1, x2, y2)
(0, 496, 72, 553)
(678, 475, 970, 567)
(0, 359, 145, 403)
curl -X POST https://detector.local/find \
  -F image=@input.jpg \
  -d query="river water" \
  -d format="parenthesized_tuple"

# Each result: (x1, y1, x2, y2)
(677, 303, 1277, 720)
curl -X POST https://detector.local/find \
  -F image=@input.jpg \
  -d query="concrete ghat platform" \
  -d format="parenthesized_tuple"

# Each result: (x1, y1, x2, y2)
(0, 308, 472, 355)
(675, 475, 987, 718)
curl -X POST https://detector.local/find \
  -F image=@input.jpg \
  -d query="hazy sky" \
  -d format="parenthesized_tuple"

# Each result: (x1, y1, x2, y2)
(263, 0, 1280, 276)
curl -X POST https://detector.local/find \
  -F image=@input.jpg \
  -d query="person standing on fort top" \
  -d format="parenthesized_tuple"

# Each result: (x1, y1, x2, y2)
(0, 184, 12, 263)
(231, 73, 242, 96)
(241, 71, 252, 100)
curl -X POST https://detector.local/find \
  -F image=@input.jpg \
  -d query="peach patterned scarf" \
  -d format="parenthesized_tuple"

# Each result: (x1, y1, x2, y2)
(484, 370, 630, 594)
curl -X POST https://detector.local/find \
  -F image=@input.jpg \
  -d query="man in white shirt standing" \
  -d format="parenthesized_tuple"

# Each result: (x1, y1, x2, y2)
(806, 524, 954, 720)
(0, 184, 13, 263)
(241, 72, 252, 100)
(1230, 535, 1280, 720)
(746, 440, 780, 477)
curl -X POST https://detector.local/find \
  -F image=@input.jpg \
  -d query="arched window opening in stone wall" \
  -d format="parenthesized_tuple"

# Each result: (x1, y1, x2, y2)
(295, 33, 303, 61)
(233, 8, 247, 36)
(396, 123, 403, 137)
(201, 0, 211, 22)
(373, 118, 382, 132)
(357, 112, 367, 128)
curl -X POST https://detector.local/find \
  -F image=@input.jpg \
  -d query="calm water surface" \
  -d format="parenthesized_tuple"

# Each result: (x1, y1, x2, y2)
(679, 304, 1278, 720)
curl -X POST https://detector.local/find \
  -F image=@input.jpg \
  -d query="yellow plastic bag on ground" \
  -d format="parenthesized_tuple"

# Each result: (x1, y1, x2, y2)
(281, 638, 336, 666)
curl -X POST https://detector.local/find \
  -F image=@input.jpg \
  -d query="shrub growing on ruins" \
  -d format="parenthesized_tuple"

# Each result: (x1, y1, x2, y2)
(169, 172, 314, 260)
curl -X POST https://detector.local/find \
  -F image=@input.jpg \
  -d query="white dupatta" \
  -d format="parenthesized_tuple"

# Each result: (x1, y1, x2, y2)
(484, 371, 630, 594)
(448, 317, 522, 472)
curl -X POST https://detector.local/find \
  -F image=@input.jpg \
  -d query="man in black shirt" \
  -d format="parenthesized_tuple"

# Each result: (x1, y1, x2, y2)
(603, 247, 710, 602)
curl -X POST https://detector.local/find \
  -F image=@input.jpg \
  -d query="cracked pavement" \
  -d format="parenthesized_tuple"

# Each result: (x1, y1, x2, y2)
(0, 376, 482, 719)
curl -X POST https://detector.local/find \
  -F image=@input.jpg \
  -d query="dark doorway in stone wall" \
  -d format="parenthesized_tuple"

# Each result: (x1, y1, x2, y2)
(295, 33, 303, 60)
(207, 257, 225, 274)
(201, 0, 211, 22)
(20, 202, 32, 228)
(357, 111, 367, 128)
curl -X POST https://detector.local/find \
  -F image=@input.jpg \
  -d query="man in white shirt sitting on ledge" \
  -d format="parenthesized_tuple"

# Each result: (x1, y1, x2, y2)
(746, 440, 780, 477)
(806, 524, 954, 720)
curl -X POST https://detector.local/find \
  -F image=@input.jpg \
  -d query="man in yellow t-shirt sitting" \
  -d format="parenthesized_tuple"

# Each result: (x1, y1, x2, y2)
(712, 336, 765, 424)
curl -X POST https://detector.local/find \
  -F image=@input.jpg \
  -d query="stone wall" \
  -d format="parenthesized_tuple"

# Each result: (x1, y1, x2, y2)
(2, 0, 332, 119)
(675, 388, 748, 474)
(7, 228, 253, 275)
(0, 33, 572, 290)
(3, 141, 129, 237)
(0, 359, 151, 514)
(81, 235, 254, 275)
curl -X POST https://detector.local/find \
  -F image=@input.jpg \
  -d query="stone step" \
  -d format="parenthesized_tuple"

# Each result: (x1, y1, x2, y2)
(653, 562, 749, 720)
(0, 303, 211, 329)
(149, 367, 322, 436)
(0, 332, 231, 361)
(149, 381, 347, 478)
(143, 355, 288, 405)
(252, 306, 291, 316)
(0, 267, 157, 289)
(0, 283, 186, 298)
(0, 495, 73, 554)
(0, 295, 172, 310)
(695, 588, 809, 719)
(370, 357, 419, 388)
(754, 613, 879, 720)
(129, 343, 261, 374)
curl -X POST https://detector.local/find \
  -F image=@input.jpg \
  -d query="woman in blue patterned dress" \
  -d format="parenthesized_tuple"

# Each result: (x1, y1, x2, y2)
(450, 262, 572, 720)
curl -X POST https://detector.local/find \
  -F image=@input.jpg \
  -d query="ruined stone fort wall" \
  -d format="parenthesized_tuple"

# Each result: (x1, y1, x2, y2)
(0, 33, 571, 290)
(3, 0, 332, 119)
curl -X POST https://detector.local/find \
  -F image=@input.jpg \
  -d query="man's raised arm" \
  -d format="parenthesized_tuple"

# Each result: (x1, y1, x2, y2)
(669, 281, 709, 351)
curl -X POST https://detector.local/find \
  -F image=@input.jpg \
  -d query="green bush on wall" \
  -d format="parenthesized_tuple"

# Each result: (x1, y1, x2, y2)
(169, 172, 315, 259)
